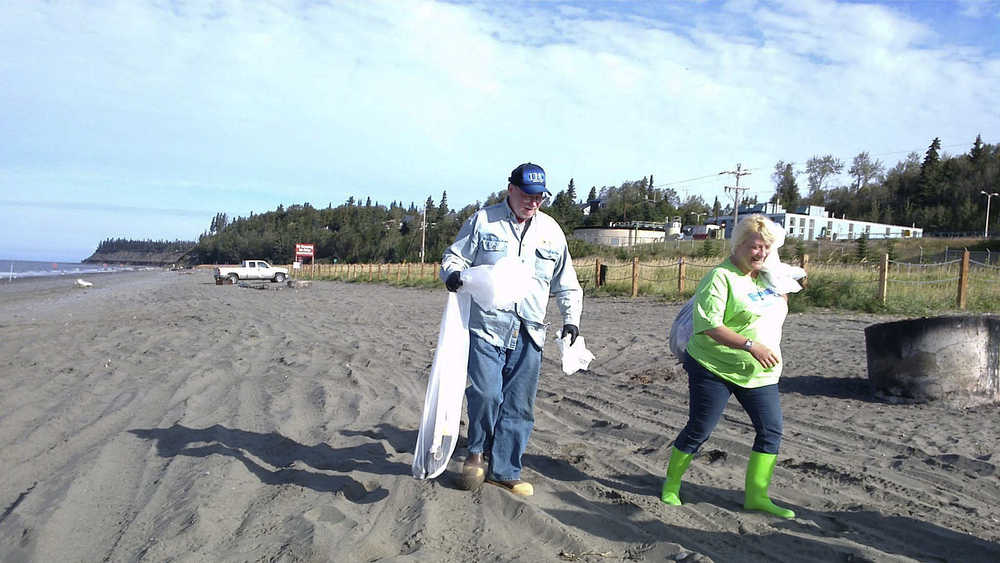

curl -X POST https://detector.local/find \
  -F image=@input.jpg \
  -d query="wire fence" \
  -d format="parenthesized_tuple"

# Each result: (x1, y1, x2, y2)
(583, 251, 998, 312)
(283, 250, 1000, 313)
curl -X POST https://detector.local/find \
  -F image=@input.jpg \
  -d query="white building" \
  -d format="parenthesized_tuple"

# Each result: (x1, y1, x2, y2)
(572, 219, 682, 247)
(714, 203, 922, 241)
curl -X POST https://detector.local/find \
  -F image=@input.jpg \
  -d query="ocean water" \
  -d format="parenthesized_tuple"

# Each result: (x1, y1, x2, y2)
(0, 259, 138, 280)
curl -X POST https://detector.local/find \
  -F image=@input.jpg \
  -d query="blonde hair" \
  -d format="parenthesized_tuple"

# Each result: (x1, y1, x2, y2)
(731, 214, 779, 248)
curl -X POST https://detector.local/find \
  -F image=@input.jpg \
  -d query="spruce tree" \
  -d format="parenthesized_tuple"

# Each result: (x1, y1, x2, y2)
(970, 134, 985, 165)
(700, 238, 717, 258)
(438, 190, 449, 217)
(917, 137, 944, 208)
(855, 232, 869, 262)
(773, 161, 800, 210)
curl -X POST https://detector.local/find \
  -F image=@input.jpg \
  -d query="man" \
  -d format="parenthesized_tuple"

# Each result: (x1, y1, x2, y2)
(440, 162, 583, 496)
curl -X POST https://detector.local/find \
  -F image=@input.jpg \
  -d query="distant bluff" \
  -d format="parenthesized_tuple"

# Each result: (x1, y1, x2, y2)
(83, 240, 196, 266)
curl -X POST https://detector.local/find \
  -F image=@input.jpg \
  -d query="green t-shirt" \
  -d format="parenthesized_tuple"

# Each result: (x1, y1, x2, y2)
(685, 258, 788, 388)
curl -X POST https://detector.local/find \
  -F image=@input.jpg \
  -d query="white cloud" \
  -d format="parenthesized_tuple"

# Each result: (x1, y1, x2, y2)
(955, 0, 1000, 18)
(1, 0, 999, 259)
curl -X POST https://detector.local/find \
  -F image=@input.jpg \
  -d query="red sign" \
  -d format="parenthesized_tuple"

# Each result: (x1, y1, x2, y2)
(295, 243, 314, 257)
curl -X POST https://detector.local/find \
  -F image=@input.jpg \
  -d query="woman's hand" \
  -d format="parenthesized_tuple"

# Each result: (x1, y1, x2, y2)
(703, 326, 780, 369)
(748, 342, 779, 369)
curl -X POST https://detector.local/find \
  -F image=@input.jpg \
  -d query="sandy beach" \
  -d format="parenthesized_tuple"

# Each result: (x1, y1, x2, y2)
(0, 270, 997, 562)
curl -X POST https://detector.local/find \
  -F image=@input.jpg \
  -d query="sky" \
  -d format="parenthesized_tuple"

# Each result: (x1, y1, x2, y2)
(2, 0, 999, 262)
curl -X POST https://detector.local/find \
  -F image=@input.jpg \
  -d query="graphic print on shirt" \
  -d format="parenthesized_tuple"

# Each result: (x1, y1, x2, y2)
(744, 285, 782, 318)
(479, 233, 507, 265)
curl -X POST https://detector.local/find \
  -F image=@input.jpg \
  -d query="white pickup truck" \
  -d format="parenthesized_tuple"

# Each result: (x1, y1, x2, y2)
(215, 260, 288, 283)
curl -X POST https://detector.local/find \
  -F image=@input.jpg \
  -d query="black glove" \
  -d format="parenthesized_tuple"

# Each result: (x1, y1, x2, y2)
(445, 271, 463, 292)
(561, 324, 579, 346)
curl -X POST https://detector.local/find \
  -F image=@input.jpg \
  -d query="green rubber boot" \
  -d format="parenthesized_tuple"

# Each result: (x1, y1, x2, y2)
(660, 447, 694, 505)
(744, 451, 795, 519)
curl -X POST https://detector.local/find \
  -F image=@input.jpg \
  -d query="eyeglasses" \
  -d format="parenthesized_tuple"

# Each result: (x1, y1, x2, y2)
(515, 185, 548, 204)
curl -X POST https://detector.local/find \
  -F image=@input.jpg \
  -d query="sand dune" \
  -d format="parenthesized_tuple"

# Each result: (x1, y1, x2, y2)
(0, 270, 997, 562)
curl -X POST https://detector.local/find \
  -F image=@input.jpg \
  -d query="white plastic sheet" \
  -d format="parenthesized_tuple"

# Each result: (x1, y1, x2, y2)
(759, 257, 807, 295)
(460, 256, 532, 311)
(759, 223, 807, 294)
(412, 291, 471, 479)
(555, 334, 595, 375)
(412, 258, 534, 480)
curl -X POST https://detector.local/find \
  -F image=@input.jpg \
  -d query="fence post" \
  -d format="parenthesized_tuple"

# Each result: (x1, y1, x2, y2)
(957, 249, 970, 310)
(677, 257, 686, 293)
(631, 257, 639, 298)
(397, 263, 402, 282)
(799, 254, 809, 288)
(406, 262, 411, 281)
(368, 263, 373, 281)
(878, 253, 889, 305)
(594, 258, 601, 288)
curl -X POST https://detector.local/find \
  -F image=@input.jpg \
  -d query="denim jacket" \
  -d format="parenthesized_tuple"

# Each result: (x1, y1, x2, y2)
(440, 200, 583, 349)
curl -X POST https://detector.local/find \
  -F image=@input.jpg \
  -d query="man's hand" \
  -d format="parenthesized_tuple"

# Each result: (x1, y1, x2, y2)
(561, 324, 579, 345)
(445, 271, 463, 292)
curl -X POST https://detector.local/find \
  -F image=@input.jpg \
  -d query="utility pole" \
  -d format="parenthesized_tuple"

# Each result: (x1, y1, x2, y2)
(982, 190, 999, 238)
(720, 163, 751, 239)
(420, 204, 427, 263)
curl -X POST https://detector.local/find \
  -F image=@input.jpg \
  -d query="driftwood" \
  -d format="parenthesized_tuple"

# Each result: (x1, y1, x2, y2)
(865, 315, 1000, 406)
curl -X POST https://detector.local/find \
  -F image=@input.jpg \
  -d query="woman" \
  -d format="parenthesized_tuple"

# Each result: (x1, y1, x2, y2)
(661, 214, 796, 519)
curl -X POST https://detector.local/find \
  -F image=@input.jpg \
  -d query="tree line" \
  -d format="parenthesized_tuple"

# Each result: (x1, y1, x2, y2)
(771, 135, 998, 234)
(192, 193, 500, 265)
(94, 238, 196, 254)
(190, 178, 717, 265)
(182, 134, 998, 265)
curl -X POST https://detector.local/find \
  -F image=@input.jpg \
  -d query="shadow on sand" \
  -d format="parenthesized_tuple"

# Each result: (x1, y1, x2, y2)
(129, 424, 415, 504)
(779, 375, 883, 402)
(524, 452, 1000, 562)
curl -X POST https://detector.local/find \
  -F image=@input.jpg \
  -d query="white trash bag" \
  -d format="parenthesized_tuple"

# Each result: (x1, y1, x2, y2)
(668, 297, 696, 359)
(555, 334, 595, 375)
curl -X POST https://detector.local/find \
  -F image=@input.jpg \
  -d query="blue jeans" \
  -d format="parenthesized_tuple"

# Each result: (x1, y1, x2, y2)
(674, 353, 784, 455)
(465, 325, 542, 481)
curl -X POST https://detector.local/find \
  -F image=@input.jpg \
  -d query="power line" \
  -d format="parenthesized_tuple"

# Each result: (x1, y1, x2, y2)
(649, 138, 998, 193)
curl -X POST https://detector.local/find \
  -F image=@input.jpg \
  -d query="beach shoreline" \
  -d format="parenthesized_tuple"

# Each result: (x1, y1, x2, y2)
(1, 271, 997, 562)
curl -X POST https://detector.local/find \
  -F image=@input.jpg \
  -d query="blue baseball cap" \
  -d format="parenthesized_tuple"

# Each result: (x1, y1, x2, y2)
(508, 163, 548, 195)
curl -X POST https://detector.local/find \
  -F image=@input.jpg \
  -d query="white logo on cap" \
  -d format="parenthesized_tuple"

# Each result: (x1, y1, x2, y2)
(526, 172, 544, 183)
